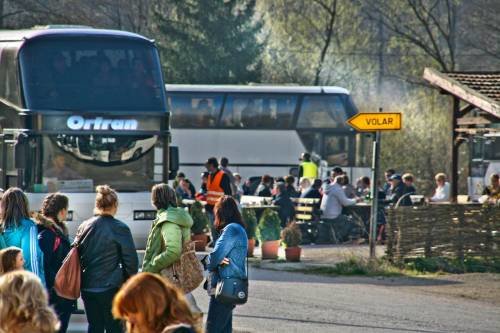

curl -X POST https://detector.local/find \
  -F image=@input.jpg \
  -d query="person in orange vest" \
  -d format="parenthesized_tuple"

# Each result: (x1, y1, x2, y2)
(205, 157, 232, 244)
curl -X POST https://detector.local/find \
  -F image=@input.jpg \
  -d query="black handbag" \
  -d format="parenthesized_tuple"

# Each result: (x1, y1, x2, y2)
(215, 257, 248, 305)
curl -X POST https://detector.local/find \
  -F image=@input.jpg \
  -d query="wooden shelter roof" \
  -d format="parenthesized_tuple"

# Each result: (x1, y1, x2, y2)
(423, 68, 500, 119)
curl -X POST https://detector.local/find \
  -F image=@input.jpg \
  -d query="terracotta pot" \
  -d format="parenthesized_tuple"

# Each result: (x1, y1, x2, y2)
(261, 240, 280, 259)
(192, 233, 208, 252)
(285, 247, 302, 262)
(247, 239, 256, 257)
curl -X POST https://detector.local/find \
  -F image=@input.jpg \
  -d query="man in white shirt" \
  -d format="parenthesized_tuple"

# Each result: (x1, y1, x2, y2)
(430, 173, 450, 202)
(319, 173, 361, 243)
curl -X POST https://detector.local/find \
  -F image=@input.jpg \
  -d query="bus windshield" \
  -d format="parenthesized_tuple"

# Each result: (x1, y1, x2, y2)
(19, 38, 165, 111)
(27, 135, 162, 193)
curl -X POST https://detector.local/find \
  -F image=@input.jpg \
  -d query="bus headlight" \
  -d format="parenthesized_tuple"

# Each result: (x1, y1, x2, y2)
(133, 210, 156, 220)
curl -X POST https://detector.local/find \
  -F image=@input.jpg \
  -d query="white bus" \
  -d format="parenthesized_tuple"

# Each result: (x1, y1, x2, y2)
(166, 85, 371, 188)
(0, 27, 177, 248)
(469, 131, 500, 200)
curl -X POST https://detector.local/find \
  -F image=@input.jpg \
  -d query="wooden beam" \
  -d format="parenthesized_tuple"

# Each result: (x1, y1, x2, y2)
(455, 127, 500, 133)
(423, 68, 500, 119)
(451, 97, 459, 202)
(460, 104, 475, 116)
(456, 116, 491, 126)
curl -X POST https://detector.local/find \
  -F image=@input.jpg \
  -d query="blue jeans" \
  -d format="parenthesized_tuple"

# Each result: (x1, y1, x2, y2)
(206, 210, 218, 244)
(206, 296, 235, 333)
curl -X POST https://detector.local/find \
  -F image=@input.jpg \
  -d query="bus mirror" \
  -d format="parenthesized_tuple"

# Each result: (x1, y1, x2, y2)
(14, 133, 28, 169)
(169, 146, 179, 180)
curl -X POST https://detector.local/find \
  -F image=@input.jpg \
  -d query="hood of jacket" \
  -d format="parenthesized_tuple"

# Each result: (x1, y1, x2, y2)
(32, 212, 68, 236)
(156, 207, 193, 229)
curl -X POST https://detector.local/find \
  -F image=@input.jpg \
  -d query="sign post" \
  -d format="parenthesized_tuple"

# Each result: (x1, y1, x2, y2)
(346, 109, 402, 259)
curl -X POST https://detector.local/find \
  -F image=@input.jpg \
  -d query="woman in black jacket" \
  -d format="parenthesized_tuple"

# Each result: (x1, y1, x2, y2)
(35, 193, 75, 333)
(76, 185, 138, 333)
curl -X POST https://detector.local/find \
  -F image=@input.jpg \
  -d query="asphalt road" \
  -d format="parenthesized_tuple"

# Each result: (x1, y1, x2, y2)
(68, 267, 500, 333)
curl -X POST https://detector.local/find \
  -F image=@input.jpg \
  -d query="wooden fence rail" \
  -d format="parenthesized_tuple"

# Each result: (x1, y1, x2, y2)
(386, 204, 500, 269)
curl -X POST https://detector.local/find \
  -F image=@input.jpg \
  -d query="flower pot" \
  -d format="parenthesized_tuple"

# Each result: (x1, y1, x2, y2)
(247, 239, 255, 257)
(261, 240, 280, 259)
(192, 233, 208, 252)
(285, 247, 302, 262)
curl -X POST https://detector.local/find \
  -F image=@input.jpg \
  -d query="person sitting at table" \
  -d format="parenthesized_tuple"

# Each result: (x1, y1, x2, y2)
(483, 173, 499, 203)
(355, 176, 371, 198)
(340, 175, 356, 199)
(298, 177, 311, 196)
(430, 173, 450, 202)
(285, 175, 300, 198)
(387, 174, 412, 206)
(176, 178, 194, 200)
(320, 175, 362, 243)
(301, 179, 322, 200)
(255, 174, 273, 197)
(272, 182, 295, 228)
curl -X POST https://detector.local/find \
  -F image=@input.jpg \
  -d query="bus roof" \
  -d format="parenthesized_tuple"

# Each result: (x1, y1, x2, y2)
(0, 27, 152, 43)
(165, 84, 350, 95)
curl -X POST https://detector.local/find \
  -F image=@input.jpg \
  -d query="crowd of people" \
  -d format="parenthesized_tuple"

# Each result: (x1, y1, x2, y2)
(0, 185, 248, 333)
(173, 154, 499, 245)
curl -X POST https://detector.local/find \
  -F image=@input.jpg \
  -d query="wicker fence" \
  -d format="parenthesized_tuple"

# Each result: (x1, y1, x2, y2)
(386, 204, 500, 269)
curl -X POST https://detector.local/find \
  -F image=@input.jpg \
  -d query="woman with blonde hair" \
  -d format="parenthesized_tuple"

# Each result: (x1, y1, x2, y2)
(112, 272, 198, 333)
(76, 185, 138, 333)
(0, 270, 60, 333)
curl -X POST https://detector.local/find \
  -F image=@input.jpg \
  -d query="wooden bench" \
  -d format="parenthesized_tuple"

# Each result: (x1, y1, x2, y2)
(291, 197, 321, 244)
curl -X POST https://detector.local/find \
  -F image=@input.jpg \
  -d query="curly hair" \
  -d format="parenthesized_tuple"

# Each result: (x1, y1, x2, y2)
(112, 272, 199, 333)
(0, 271, 60, 333)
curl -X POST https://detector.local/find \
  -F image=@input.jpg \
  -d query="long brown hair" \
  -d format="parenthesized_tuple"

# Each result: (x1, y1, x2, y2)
(40, 193, 69, 235)
(214, 195, 245, 231)
(0, 247, 22, 275)
(0, 188, 30, 229)
(112, 272, 199, 333)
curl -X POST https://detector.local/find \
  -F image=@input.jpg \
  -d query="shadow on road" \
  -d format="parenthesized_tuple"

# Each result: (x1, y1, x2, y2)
(249, 267, 461, 287)
(234, 313, 448, 333)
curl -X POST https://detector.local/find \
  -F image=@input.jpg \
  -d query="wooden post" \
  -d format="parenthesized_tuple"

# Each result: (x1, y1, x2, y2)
(451, 97, 460, 202)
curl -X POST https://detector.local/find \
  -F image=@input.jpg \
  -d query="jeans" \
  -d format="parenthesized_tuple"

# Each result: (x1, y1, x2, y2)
(206, 210, 219, 244)
(81, 288, 123, 333)
(323, 215, 360, 243)
(206, 296, 235, 333)
(50, 289, 76, 333)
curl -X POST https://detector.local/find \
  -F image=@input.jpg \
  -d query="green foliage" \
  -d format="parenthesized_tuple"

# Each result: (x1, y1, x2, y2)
(242, 208, 257, 239)
(281, 223, 302, 248)
(257, 208, 281, 242)
(404, 257, 500, 274)
(154, 0, 262, 84)
(189, 201, 209, 234)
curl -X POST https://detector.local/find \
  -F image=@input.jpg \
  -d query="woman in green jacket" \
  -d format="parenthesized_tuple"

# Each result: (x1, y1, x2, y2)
(143, 183, 193, 274)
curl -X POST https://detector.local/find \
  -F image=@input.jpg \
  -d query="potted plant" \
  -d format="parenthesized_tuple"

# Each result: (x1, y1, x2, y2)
(242, 208, 258, 257)
(189, 201, 209, 251)
(257, 208, 281, 259)
(281, 223, 302, 262)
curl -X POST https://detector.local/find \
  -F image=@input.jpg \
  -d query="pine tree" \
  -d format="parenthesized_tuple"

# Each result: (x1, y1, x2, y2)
(155, 0, 262, 84)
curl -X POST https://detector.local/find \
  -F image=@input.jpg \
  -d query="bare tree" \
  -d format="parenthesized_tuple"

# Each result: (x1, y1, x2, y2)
(361, 0, 459, 72)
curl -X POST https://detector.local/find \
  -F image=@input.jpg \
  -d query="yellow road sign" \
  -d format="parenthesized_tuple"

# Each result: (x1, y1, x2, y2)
(347, 112, 402, 131)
